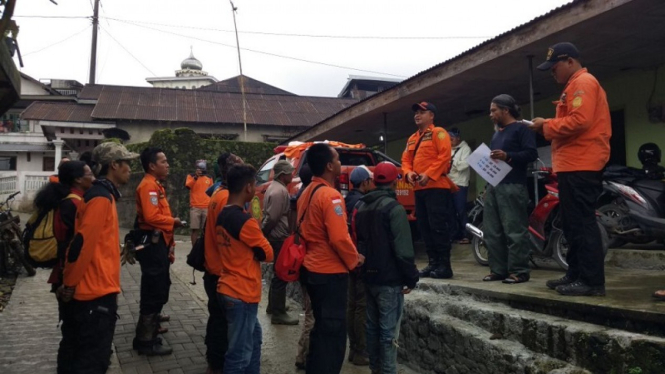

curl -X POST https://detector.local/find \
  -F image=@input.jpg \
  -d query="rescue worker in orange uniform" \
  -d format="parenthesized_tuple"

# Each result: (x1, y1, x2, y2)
(132, 147, 183, 355)
(531, 42, 611, 297)
(402, 102, 454, 279)
(202, 153, 243, 374)
(59, 142, 137, 373)
(298, 143, 364, 374)
(216, 164, 274, 374)
(186, 160, 213, 245)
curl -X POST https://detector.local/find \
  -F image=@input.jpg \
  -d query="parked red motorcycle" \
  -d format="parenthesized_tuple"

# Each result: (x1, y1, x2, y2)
(466, 166, 609, 270)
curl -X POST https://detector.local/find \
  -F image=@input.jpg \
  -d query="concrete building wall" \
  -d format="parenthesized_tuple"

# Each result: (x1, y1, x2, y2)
(148, 79, 215, 90)
(385, 64, 665, 200)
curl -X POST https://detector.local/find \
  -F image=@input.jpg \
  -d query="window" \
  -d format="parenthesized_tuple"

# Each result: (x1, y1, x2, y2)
(256, 157, 277, 185)
(0, 156, 16, 171)
(43, 157, 55, 172)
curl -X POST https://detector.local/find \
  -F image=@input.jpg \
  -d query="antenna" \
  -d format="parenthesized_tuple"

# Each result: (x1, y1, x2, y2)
(229, 1, 247, 142)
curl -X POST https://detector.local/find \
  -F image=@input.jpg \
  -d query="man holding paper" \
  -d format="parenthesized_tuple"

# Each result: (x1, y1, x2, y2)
(482, 94, 537, 284)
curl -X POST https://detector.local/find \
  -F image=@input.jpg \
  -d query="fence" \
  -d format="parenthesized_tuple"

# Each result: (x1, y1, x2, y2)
(24, 175, 49, 193)
(0, 175, 17, 194)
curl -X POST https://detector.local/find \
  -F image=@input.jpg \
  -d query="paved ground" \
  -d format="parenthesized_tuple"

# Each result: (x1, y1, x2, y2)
(2, 216, 664, 373)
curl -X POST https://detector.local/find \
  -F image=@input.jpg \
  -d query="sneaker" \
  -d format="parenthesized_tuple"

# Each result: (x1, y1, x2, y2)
(556, 281, 606, 296)
(546, 275, 576, 290)
(271, 312, 299, 325)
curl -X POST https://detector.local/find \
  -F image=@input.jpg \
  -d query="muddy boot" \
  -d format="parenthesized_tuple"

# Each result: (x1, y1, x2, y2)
(418, 258, 438, 278)
(157, 314, 170, 322)
(270, 281, 299, 325)
(133, 314, 173, 356)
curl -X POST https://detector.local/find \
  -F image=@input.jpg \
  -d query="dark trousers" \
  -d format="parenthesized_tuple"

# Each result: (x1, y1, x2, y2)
(415, 188, 452, 264)
(451, 186, 469, 240)
(558, 171, 605, 286)
(58, 294, 118, 374)
(346, 270, 366, 355)
(267, 240, 288, 314)
(204, 271, 227, 371)
(302, 268, 348, 374)
(136, 237, 171, 315)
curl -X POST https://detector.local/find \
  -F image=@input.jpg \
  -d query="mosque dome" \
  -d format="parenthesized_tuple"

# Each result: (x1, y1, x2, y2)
(181, 49, 203, 70)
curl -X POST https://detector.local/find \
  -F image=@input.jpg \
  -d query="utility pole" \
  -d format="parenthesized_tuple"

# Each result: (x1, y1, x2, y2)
(229, 1, 247, 141)
(89, 0, 100, 84)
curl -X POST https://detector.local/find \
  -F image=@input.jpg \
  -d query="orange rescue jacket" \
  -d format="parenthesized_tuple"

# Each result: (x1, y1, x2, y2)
(136, 174, 175, 246)
(543, 68, 611, 172)
(216, 205, 273, 303)
(204, 187, 229, 275)
(401, 124, 455, 191)
(297, 177, 359, 274)
(185, 174, 213, 209)
(63, 180, 121, 301)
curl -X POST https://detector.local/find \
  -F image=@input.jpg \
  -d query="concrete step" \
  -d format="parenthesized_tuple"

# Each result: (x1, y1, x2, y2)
(400, 291, 591, 374)
(401, 288, 665, 374)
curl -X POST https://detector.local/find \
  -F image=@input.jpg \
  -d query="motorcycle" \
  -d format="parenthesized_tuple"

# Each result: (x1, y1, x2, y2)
(0, 192, 36, 277)
(466, 166, 609, 270)
(597, 165, 665, 248)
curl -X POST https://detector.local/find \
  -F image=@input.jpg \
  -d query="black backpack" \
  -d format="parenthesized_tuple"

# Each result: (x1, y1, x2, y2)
(187, 221, 206, 272)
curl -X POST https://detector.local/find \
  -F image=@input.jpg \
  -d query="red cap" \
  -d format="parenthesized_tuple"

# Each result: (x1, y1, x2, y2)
(374, 162, 398, 184)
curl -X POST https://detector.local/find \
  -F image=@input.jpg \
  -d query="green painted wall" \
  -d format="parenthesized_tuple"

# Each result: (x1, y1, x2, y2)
(386, 64, 665, 200)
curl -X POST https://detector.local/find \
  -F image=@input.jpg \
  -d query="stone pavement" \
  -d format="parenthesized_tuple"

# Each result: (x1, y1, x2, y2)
(0, 254, 210, 374)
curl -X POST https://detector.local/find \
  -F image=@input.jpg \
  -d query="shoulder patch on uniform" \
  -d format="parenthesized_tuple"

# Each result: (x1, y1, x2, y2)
(438, 131, 445, 140)
(572, 96, 582, 108)
(332, 198, 342, 204)
(150, 196, 158, 206)
(334, 205, 344, 216)
(149, 191, 158, 196)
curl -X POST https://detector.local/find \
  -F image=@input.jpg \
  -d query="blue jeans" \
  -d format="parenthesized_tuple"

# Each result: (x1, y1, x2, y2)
(366, 285, 404, 374)
(218, 294, 262, 374)
(452, 186, 469, 240)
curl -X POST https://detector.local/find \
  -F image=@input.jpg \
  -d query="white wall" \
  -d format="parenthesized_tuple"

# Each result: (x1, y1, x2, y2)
(149, 78, 215, 90)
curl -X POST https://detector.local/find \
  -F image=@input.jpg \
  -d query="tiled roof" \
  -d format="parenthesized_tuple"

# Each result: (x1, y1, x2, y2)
(21, 102, 95, 122)
(23, 85, 357, 128)
(198, 75, 295, 96)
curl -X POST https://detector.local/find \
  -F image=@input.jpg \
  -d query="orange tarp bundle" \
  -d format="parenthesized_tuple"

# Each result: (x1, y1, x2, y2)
(283, 141, 366, 160)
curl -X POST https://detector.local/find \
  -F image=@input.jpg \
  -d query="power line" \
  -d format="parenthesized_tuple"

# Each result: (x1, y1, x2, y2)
(102, 16, 490, 41)
(105, 18, 407, 78)
(14, 15, 90, 19)
(23, 25, 91, 57)
(99, 25, 156, 76)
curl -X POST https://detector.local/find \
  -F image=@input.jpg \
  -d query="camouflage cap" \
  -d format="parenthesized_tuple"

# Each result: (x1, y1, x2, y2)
(92, 142, 139, 165)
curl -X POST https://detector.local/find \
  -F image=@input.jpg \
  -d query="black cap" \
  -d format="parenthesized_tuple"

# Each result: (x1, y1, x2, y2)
(537, 42, 580, 71)
(412, 101, 437, 115)
(448, 127, 460, 137)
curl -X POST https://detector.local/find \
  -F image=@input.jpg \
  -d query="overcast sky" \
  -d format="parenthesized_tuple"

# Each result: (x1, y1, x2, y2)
(14, 0, 570, 97)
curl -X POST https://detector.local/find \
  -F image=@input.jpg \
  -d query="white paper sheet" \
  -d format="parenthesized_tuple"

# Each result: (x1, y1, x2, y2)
(467, 143, 513, 187)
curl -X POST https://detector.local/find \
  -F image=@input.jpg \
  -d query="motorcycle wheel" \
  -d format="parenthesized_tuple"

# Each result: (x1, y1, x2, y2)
(552, 221, 609, 271)
(597, 204, 628, 248)
(472, 223, 489, 266)
(11, 243, 36, 277)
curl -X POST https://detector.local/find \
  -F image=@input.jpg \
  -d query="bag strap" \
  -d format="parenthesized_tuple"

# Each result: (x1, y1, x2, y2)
(412, 131, 426, 159)
(294, 184, 325, 242)
(64, 193, 82, 201)
(450, 146, 462, 167)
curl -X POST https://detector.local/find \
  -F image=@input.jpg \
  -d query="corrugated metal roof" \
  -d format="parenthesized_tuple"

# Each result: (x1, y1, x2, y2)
(21, 102, 95, 122)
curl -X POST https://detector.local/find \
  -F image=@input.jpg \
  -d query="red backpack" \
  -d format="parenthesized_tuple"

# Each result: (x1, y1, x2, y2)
(275, 184, 324, 282)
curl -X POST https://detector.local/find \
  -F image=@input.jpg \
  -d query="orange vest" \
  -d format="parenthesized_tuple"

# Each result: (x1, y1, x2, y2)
(186, 174, 213, 208)
(543, 68, 611, 172)
(297, 177, 359, 274)
(136, 174, 175, 246)
(401, 124, 454, 191)
(204, 187, 229, 275)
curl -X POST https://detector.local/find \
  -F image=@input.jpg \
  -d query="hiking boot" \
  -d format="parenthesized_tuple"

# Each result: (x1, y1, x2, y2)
(418, 259, 437, 278)
(133, 314, 173, 356)
(157, 324, 168, 334)
(430, 265, 453, 279)
(546, 275, 576, 290)
(352, 353, 370, 366)
(555, 281, 606, 296)
(271, 312, 299, 325)
(136, 339, 174, 356)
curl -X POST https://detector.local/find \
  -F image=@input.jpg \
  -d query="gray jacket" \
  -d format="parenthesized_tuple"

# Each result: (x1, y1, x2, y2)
(261, 179, 291, 241)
